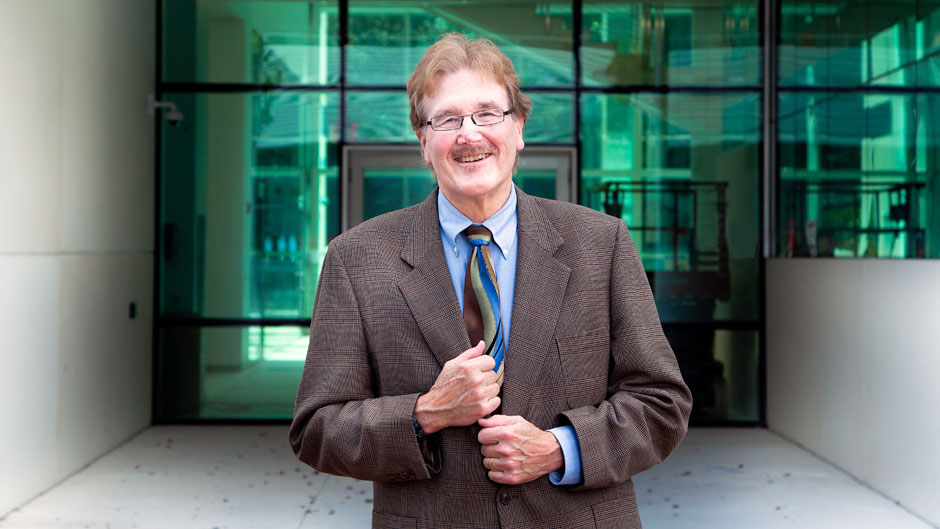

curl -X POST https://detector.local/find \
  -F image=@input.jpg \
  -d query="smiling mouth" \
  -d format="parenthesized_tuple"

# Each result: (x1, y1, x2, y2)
(454, 153, 491, 163)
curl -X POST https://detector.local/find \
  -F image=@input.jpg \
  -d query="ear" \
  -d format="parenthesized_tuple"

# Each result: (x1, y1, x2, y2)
(514, 117, 526, 152)
(417, 129, 432, 165)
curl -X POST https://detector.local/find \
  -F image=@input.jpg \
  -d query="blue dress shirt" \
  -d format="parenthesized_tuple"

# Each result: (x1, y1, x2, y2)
(437, 187, 583, 486)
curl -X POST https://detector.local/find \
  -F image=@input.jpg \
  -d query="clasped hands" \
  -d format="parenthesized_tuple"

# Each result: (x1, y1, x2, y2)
(413, 341, 564, 485)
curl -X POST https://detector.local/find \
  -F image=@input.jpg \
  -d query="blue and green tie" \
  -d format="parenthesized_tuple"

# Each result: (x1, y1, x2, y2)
(463, 225, 505, 386)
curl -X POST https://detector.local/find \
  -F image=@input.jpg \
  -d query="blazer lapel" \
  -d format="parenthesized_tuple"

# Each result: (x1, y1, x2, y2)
(502, 189, 570, 417)
(397, 189, 472, 368)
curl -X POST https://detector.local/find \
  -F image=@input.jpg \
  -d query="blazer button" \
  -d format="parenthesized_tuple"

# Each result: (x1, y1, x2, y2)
(500, 492, 512, 505)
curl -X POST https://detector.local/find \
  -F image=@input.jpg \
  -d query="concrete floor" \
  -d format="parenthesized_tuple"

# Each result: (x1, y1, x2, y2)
(0, 427, 933, 529)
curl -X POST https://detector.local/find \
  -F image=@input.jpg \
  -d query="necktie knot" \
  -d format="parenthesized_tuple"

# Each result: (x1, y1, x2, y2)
(465, 225, 493, 247)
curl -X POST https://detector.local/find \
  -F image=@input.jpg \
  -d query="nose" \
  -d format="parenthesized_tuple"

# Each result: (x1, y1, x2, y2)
(455, 118, 484, 143)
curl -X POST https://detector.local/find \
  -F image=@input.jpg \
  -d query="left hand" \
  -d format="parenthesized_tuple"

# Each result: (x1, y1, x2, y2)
(477, 415, 564, 485)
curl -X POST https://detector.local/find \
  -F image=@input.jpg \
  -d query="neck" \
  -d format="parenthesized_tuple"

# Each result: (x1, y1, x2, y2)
(444, 185, 512, 223)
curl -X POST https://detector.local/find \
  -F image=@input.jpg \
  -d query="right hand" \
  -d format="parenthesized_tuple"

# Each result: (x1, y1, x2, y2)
(413, 341, 500, 434)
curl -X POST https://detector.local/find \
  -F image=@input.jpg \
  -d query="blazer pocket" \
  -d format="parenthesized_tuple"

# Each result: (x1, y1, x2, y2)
(372, 510, 417, 529)
(556, 331, 610, 409)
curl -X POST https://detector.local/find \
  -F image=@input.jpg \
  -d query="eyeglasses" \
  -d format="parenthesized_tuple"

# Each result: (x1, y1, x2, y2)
(425, 108, 513, 131)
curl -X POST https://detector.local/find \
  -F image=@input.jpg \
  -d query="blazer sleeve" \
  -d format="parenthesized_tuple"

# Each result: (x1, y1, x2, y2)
(561, 220, 692, 490)
(288, 239, 440, 482)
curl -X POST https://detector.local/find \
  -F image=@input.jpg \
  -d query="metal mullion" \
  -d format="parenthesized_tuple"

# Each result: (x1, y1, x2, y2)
(159, 82, 341, 93)
(573, 0, 583, 203)
(779, 85, 940, 94)
(153, 0, 164, 424)
(339, 0, 348, 241)
(758, 0, 779, 429)
(159, 317, 311, 328)
(579, 85, 762, 94)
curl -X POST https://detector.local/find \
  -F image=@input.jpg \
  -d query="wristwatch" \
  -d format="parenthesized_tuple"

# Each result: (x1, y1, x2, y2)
(411, 417, 425, 444)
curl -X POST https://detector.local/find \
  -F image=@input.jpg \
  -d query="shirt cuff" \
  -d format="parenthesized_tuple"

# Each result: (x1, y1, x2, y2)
(547, 425, 584, 486)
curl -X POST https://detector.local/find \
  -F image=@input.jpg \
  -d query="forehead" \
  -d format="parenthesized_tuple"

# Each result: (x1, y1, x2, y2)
(424, 69, 510, 116)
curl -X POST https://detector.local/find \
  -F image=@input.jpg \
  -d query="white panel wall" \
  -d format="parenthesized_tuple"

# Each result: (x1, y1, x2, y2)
(767, 259, 940, 527)
(0, 0, 154, 516)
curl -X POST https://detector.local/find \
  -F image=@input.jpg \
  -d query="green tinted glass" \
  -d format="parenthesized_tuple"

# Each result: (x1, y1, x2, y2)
(157, 326, 306, 420)
(346, 91, 415, 142)
(526, 92, 576, 143)
(363, 168, 437, 221)
(778, 92, 937, 258)
(581, 93, 761, 323)
(582, 1, 760, 87)
(781, 1, 940, 87)
(670, 329, 760, 422)
(160, 92, 339, 319)
(162, 0, 340, 84)
(345, 91, 574, 144)
(346, 0, 574, 86)
(515, 168, 556, 200)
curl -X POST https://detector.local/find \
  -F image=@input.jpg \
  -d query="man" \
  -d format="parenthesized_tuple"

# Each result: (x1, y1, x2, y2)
(290, 33, 691, 528)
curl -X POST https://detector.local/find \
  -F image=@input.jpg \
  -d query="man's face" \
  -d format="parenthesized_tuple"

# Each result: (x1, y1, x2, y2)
(417, 68, 525, 211)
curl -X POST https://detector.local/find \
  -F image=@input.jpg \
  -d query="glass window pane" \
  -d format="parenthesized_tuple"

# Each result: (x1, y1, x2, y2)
(363, 168, 437, 221)
(778, 92, 936, 258)
(157, 326, 306, 420)
(526, 92, 576, 143)
(780, 1, 940, 87)
(665, 328, 759, 422)
(163, 0, 340, 85)
(515, 168, 556, 200)
(160, 92, 339, 319)
(581, 93, 761, 322)
(346, 91, 415, 142)
(346, 91, 574, 144)
(346, 1, 574, 86)
(582, 1, 760, 87)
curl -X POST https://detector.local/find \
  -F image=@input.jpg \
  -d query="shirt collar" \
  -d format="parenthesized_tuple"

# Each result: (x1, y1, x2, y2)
(438, 186, 517, 258)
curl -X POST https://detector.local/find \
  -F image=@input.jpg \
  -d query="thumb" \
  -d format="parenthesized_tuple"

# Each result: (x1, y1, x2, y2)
(459, 340, 486, 359)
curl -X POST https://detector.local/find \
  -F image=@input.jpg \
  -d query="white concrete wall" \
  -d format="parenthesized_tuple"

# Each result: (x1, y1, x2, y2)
(767, 259, 940, 527)
(0, 0, 154, 516)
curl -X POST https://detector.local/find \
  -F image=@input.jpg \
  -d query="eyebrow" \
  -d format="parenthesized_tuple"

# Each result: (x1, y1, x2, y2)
(433, 101, 503, 117)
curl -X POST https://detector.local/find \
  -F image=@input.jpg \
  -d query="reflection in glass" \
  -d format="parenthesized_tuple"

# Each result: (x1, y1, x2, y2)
(665, 329, 759, 422)
(515, 168, 556, 200)
(163, 0, 340, 84)
(363, 168, 437, 221)
(526, 93, 576, 143)
(345, 91, 575, 144)
(581, 93, 760, 323)
(160, 92, 339, 319)
(780, 1, 940, 87)
(778, 92, 937, 258)
(346, 91, 414, 142)
(347, 0, 574, 86)
(157, 326, 307, 420)
(581, 1, 760, 86)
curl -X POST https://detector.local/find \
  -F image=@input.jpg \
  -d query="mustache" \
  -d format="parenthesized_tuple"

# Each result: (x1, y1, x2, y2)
(451, 144, 494, 158)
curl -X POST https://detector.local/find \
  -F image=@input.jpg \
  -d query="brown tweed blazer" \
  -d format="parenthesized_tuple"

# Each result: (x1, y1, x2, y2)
(290, 187, 691, 529)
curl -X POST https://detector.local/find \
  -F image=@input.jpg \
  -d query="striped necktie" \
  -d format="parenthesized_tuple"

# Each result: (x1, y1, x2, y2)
(463, 225, 505, 386)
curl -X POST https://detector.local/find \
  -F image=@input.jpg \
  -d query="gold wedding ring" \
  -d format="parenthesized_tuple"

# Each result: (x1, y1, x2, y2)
(486, 457, 496, 471)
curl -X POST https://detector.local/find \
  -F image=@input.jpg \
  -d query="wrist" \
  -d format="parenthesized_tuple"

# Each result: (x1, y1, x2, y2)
(543, 430, 565, 473)
(413, 394, 444, 435)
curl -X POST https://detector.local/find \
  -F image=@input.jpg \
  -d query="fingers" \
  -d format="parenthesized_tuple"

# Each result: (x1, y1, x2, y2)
(457, 340, 486, 359)
(452, 342, 496, 374)
(481, 396, 501, 417)
(477, 415, 521, 445)
(477, 414, 520, 429)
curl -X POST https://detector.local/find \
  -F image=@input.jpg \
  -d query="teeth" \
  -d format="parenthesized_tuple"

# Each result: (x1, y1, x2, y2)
(456, 154, 489, 163)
